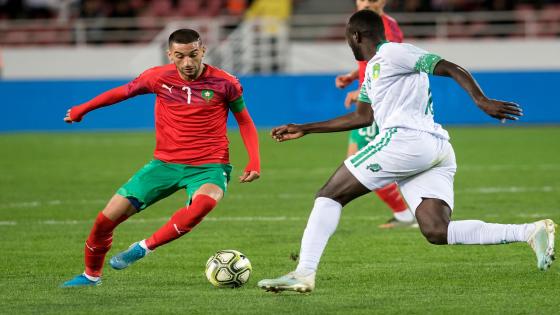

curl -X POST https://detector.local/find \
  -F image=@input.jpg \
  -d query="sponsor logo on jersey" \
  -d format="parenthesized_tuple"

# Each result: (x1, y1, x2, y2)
(202, 89, 214, 102)
(162, 83, 173, 94)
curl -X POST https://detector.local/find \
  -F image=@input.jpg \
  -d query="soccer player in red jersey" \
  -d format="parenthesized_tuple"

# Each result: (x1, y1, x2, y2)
(61, 29, 260, 287)
(335, 0, 413, 229)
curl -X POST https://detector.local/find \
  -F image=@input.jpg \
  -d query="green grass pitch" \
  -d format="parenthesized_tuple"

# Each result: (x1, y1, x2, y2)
(0, 127, 559, 314)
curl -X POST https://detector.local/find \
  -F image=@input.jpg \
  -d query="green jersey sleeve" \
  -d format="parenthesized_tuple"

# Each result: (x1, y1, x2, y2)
(357, 83, 372, 104)
(414, 53, 442, 74)
(382, 43, 443, 75)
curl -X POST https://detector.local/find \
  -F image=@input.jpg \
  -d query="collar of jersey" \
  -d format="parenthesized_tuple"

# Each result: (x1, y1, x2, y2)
(376, 40, 389, 52)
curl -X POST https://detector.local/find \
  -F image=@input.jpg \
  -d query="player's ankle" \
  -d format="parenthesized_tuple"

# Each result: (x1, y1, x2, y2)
(393, 209, 414, 222)
(294, 267, 315, 277)
(83, 272, 100, 282)
(138, 240, 152, 254)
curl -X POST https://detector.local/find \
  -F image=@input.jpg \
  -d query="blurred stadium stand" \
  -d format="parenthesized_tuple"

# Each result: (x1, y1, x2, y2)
(0, 0, 559, 130)
(1, 1, 559, 44)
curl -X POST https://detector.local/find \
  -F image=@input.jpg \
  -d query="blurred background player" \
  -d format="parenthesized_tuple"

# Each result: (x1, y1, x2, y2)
(335, 0, 412, 229)
(61, 29, 261, 287)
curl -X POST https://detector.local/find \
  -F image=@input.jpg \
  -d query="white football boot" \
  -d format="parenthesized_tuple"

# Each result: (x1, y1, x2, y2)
(527, 219, 556, 271)
(258, 271, 315, 293)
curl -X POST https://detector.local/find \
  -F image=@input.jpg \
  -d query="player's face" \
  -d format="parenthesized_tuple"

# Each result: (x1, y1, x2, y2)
(168, 41, 206, 80)
(356, 0, 386, 14)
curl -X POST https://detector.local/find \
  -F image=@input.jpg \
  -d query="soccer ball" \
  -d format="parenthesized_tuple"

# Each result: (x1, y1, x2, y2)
(205, 249, 252, 288)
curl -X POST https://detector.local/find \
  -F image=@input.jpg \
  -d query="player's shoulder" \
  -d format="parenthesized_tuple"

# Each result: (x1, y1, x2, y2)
(379, 42, 421, 57)
(205, 64, 241, 84)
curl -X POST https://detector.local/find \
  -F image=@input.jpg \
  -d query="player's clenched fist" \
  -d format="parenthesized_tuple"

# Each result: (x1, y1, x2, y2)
(63, 109, 75, 123)
(335, 73, 354, 89)
(63, 108, 83, 123)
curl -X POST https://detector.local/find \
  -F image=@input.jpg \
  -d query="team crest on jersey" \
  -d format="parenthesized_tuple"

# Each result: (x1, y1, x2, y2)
(372, 63, 381, 80)
(366, 163, 382, 173)
(201, 89, 214, 102)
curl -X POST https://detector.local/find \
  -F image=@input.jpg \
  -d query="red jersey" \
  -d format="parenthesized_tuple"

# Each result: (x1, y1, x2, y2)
(358, 14, 403, 85)
(125, 63, 243, 165)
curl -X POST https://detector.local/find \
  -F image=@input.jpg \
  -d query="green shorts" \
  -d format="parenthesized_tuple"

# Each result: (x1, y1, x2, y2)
(116, 160, 232, 210)
(348, 122, 380, 150)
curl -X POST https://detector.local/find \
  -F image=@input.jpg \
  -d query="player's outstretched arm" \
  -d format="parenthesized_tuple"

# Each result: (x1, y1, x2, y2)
(64, 85, 131, 123)
(433, 60, 523, 121)
(271, 100, 373, 142)
(232, 104, 260, 183)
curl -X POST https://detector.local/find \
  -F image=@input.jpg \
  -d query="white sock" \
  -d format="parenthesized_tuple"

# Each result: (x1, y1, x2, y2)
(393, 209, 414, 222)
(139, 239, 152, 254)
(295, 197, 342, 275)
(447, 220, 536, 245)
(83, 272, 100, 282)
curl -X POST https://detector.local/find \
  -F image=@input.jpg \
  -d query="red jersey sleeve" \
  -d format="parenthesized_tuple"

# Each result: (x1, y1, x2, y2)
(126, 67, 158, 96)
(225, 76, 243, 102)
(68, 67, 160, 122)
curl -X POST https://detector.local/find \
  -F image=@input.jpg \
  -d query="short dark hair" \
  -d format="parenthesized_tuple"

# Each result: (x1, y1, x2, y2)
(168, 29, 201, 47)
(347, 9, 385, 41)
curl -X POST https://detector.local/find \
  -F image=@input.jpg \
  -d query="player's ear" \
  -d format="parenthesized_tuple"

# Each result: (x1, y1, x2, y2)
(201, 46, 206, 57)
(353, 31, 361, 44)
(167, 50, 173, 63)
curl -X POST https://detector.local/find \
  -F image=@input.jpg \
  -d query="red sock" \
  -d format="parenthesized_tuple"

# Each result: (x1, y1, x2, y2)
(145, 195, 217, 250)
(84, 212, 128, 277)
(375, 182, 408, 213)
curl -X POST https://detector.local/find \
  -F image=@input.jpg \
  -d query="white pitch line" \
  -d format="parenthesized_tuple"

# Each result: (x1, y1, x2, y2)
(0, 199, 106, 209)
(2, 210, 557, 227)
(457, 186, 556, 194)
(4, 215, 390, 226)
(460, 164, 560, 171)
(35, 216, 307, 226)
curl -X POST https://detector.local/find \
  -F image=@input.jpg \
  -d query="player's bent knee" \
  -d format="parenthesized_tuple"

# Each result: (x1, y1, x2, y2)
(418, 215, 449, 245)
(315, 187, 347, 206)
(421, 227, 448, 245)
(102, 194, 138, 220)
(193, 183, 224, 201)
(415, 198, 451, 245)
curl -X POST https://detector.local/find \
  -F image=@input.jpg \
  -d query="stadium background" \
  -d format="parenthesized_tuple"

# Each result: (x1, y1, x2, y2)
(1, 0, 559, 130)
(1, 1, 559, 314)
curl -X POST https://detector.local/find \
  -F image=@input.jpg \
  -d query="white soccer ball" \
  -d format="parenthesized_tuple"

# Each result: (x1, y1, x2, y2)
(205, 249, 252, 288)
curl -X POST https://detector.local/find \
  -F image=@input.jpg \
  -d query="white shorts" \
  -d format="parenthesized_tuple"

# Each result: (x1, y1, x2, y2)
(343, 128, 456, 214)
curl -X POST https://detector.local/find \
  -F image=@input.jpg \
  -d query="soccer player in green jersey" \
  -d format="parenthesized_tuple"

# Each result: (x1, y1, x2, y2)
(258, 10, 555, 293)
(336, 0, 415, 229)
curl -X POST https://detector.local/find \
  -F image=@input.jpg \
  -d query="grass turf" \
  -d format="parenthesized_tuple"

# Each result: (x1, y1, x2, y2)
(0, 127, 559, 314)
